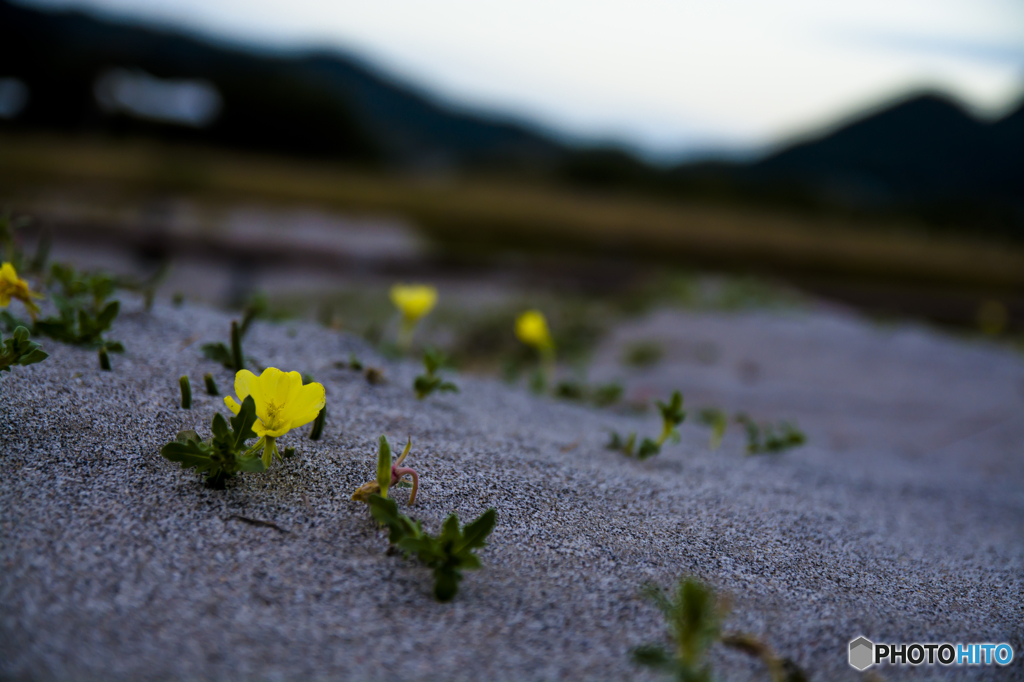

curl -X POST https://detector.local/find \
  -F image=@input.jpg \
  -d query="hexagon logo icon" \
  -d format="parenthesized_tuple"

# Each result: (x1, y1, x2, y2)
(849, 637, 874, 671)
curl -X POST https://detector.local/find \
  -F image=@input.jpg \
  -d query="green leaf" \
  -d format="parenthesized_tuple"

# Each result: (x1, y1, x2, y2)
(236, 455, 267, 473)
(201, 342, 234, 368)
(637, 438, 660, 460)
(456, 508, 496, 553)
(97, 300, 119, 330)
(161, 440, 213, 468)
(377, 435, 392, 497)
(631, 645, 672, 669)
(228, 396, 258, 451)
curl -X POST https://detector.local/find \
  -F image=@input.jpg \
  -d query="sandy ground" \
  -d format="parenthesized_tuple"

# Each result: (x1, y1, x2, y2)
(1, 298, 1022, 681)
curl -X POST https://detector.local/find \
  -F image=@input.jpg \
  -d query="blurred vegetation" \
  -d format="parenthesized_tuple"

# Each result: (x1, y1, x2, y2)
(3, 134, 1024, 298)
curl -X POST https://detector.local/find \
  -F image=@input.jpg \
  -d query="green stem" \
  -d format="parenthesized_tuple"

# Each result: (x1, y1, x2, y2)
(309, 407, 326, 440)
(204, 372, 219, 395)
(179, 375, 192, 409)
(230, 320, 243, 372)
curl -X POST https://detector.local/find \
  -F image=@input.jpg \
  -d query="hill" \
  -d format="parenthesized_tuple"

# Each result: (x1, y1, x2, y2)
(0, 0, 563, 168)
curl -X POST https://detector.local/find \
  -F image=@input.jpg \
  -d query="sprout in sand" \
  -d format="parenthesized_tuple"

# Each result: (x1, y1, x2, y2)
(414, 348, 459, 399)
(608, 390, 686, 460)
(391, 283, 437, 351)
(0, 262, 42, 321)
(224, 367, 326, 466)
(634, 575, 808, 682)
(368, 494, 496, 602)
(352, 435, 420, 505)
(736, 414, 806, 455)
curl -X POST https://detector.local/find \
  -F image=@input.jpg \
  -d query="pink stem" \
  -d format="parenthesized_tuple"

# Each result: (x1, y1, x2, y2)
(393, 467, 419, 505)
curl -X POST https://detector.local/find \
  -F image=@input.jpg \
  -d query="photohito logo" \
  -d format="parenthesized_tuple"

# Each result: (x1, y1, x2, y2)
(848, 637, 1014, 670)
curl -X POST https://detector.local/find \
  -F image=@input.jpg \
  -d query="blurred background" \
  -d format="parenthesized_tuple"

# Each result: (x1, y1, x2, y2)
(0, 0, 1022, 366)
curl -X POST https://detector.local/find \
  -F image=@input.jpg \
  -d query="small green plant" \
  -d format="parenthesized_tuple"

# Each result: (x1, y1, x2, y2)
(608, 390, 685, 460)
(352, 435, 420, 505)
(203, 372, 219, 395)
(98, 346, 111, 371)
(26, 264, 124, 350)
(736, 414, 806, 454)
(697, 408, 728, 450)
(553, 379, 586, 401)
(0, 325, 47, 374)
(201, 320, 245, 371)
(591, 382, 624, 408)
(160, 395, 266, 489)
(414, 348, 459, 399)
(633, 576, 723, 682)
(179, 375, 192, 409)
(634, 575, 807, 682)
(623, 341, 663, 367)
(368, 494, 497, 602)
(200, 294, 267, 370)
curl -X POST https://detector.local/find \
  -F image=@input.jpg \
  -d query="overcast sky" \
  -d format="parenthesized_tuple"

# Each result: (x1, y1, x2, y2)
(21, 0, 1024, 160)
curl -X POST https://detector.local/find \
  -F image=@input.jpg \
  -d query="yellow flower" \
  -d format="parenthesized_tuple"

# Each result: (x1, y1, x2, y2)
(0, 262, 42, 320)
(225, 367, 325, 465)
(515, 310, 554, 352)
(390, 284, 437, 324)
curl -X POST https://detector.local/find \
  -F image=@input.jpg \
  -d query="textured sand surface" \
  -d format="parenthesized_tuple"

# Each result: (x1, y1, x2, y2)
(2, 300, 1022, 681)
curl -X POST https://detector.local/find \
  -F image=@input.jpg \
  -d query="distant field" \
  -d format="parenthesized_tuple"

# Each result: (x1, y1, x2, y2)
(1, 132, 1023, 296)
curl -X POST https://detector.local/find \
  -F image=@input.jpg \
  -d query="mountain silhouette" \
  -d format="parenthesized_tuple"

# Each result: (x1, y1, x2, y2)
(0, 0, 1021, 235)
(751, 93, 1023, 209)
(0, 0, 562, 167)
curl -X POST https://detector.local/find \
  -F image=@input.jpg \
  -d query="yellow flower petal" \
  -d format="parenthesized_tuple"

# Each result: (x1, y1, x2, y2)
(234, 369, 260, 402)
(286, 382, 326, 430)
(224, 396, 241, 415)
(224, 367, 326, 441)
(516, 310, 553, 351)
(390, 284, 437, 323)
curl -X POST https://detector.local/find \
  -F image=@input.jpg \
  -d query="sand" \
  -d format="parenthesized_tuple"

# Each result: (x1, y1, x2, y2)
(2, 298, 1021, 681)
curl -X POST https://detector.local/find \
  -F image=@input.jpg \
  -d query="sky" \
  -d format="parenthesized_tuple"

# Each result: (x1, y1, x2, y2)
(21, 0, 1024, 160)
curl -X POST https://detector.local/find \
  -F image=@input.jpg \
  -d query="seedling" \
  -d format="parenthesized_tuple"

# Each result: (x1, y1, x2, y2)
(333, 352, 364, 371)
(368, 494, 496, 602)
(607, 390, 685, 460)
(98, 346, 111, 371)
(697, 408, 728, 450)
(634, 575, 807, 682)
(352, 436, 420, 505)
(0, 325, 47, 374)
(160, 395, 266, 489)
(31, 264, 124, 350)
(201, 320, 245, 372)
(623, 341, 663, 368)
(179, 375, 192, 409)
(553, 379, 585, 401)
(632, 576, 723, 682)
(414, 348, 459, 399)
(203, 372, 219, 395)
(736, 414, 806, 454)
(591, 382, 624, 408)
